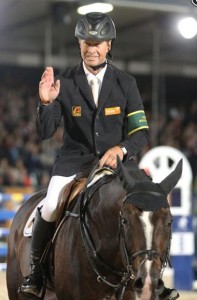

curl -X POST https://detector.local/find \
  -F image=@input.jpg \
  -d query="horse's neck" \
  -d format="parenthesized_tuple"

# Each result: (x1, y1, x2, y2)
(86, 189, 124, 265)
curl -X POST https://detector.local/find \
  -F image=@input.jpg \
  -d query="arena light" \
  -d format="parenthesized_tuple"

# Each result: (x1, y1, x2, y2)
(178, 17, 197, 39)
(77, 2, 113, 15)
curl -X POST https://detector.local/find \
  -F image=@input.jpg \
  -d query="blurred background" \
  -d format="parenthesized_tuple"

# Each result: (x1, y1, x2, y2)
(0, 0, 197, 296)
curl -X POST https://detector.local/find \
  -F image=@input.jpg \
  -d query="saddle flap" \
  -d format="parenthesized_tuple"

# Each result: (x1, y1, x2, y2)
(23, 200, 45, 237)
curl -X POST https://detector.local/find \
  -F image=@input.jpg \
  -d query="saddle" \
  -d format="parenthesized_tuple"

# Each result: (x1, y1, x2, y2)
(23, 166, 115, 237)
(56, 166, 115, 223)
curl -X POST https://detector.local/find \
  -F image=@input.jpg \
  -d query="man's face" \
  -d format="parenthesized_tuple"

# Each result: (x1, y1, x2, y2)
(79, 39, 111, 67)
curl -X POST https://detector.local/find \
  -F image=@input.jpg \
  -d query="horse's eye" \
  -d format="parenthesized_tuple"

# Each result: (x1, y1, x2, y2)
(121, 218, 127, 225)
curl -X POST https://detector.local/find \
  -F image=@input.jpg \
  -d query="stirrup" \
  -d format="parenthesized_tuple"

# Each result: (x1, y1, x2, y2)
(17, 288, 42, 300)
(18, 270, 47, 300)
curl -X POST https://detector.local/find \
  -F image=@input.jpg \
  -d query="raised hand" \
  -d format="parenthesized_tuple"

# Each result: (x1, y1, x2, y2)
(39, 66, 60, 104)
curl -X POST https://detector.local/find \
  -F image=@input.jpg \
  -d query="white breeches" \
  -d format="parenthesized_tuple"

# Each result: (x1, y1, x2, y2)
(41, 175, 76, 222)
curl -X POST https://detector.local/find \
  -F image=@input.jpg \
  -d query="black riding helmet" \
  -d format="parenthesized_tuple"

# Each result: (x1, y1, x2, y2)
(75, 12, 116, 68)
(75, 12, 116, 41)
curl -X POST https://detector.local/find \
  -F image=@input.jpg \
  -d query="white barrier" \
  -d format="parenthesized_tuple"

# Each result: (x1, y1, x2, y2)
(139, 146, 193, 216)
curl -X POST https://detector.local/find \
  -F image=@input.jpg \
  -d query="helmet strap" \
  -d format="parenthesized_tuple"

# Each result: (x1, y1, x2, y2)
(89, 61, 107, 70)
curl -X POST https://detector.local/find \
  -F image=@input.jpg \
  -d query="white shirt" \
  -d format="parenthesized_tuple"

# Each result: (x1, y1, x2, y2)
(83, 61, 107, 97)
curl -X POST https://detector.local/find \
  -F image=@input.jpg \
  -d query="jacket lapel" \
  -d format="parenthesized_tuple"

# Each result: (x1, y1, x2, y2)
(74, 64, 96, 109)
(74, 63, 116, 110)
(98, 65, 116, 111)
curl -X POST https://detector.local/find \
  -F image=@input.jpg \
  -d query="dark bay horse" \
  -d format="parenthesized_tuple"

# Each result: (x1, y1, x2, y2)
(6, 159, 182, 300)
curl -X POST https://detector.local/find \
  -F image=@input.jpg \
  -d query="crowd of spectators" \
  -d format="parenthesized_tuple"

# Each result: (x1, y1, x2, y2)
(0, 67, 196, 201)
(0, 68, 63, 190)
(158, 102, 197, 180)
(147, 101, 197, 188)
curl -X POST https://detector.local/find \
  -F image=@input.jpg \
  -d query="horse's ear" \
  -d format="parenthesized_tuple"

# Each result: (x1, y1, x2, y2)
(116, 156, 136, 190)
(159, 159, 183, 195)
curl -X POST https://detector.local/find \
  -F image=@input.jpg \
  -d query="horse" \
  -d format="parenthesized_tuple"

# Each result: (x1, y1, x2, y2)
(6, 158, 182, 300)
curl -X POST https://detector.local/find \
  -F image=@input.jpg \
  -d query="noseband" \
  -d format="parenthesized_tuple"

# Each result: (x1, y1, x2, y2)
(78, 179, 172, 300)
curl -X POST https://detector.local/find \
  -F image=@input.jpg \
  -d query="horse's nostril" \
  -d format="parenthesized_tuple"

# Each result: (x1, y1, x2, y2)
(156, 278, 164, 293)
(134, 278, 144, 291)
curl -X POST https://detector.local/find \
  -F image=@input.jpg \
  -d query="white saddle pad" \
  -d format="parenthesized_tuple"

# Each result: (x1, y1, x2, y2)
(87, 167, 115, 187)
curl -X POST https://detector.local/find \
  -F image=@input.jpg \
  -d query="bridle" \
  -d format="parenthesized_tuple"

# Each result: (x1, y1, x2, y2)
(120, 191, 172, 275)
(119, 196, 172, 283)
(78, 178, 172, 300)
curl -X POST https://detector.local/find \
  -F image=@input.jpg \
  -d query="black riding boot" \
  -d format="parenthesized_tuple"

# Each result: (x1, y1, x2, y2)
(159, 287, 179, 300)
(19, 209, 55, 297)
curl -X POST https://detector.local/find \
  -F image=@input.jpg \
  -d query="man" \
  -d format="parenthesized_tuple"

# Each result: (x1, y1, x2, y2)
(19, 12, 178, 300)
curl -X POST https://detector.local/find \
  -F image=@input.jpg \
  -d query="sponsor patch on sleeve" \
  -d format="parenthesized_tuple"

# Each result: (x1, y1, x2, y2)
(127, 110, 149, 135)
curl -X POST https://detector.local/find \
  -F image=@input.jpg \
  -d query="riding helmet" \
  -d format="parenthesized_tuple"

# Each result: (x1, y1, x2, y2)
(75, 12, 116, 41)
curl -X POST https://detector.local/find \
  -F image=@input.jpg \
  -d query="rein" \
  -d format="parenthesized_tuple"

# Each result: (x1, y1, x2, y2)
(79, 175, 132, 300)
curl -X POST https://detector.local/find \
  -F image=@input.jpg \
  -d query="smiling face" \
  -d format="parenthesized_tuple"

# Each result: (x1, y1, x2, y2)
(78, 39, 111, 73)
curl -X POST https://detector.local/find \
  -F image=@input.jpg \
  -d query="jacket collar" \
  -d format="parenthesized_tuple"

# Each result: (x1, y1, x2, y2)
(74, 63, 116, 110)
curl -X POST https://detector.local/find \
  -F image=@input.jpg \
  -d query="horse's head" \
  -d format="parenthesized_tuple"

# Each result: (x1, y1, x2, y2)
(117, 158, 182, 300)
